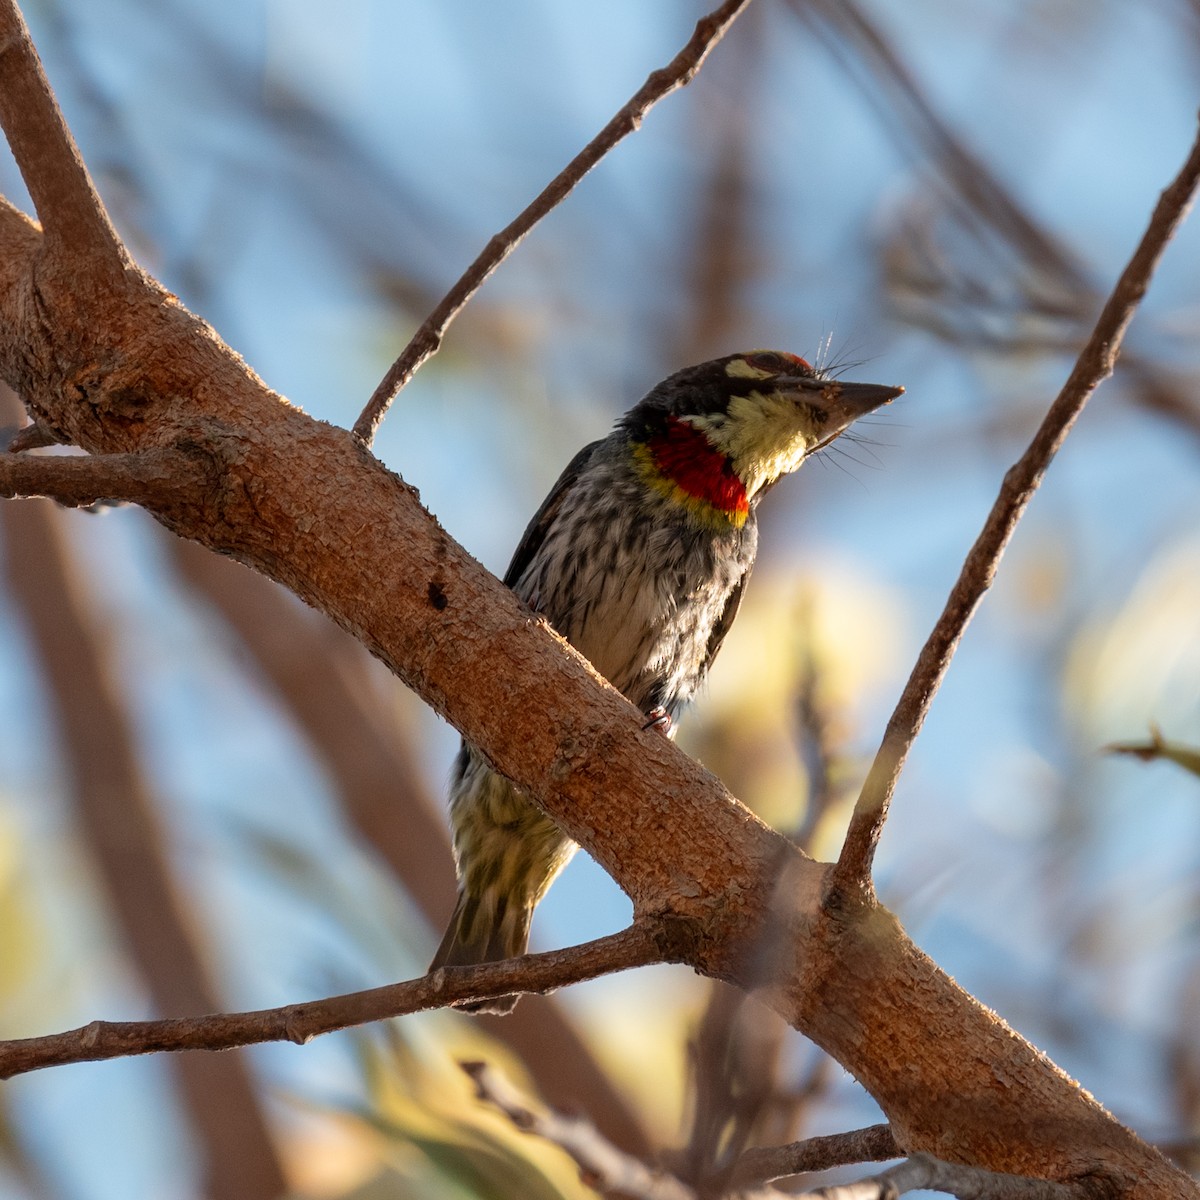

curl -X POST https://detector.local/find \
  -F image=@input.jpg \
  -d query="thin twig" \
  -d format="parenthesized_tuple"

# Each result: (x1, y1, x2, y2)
(0, 447, 209, 507)
(0, 0, 125, 272)
(0, 921, 663, 1079)
(795, 1153, 1087, 1200)
(463, 1060, 698, 1200)
(351, 0, 755, 446)
(832, 118, 1200, 893)
(715, 1124, 899, 1192)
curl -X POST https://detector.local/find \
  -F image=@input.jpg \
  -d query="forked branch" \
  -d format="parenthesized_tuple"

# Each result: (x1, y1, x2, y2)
(832, 116, 1200, 893)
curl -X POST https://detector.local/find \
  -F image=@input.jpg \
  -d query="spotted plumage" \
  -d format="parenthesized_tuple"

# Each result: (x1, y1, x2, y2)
(432, 351, 902, 1012)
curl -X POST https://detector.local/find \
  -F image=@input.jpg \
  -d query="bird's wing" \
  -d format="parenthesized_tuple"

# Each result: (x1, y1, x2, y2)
(702, 562, 751, 674)
(503, 439, 604, 590)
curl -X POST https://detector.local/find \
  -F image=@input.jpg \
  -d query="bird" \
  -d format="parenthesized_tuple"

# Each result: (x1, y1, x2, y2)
(431, 350, 903, 1012)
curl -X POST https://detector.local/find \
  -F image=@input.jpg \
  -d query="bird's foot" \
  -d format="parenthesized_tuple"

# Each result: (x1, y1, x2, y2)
(642, 707, 674, 736)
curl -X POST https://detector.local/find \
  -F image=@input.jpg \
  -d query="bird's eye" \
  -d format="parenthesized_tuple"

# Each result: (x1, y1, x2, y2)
(746, 351, 785, 373)
(746, 351, 813, 375)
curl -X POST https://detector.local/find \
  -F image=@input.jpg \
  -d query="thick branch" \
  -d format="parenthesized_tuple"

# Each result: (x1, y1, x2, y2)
(0, 187, 1191, 1197)
(0, 446, 210, 506)
(832, 117, 1200, 892)
(351, 0, 754, 444)
(0, 0, 124, 272)
(0, 922, 664, 1078)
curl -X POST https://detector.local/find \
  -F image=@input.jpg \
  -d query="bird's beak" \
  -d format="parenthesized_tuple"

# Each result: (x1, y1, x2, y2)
(799, 378, 904, 450)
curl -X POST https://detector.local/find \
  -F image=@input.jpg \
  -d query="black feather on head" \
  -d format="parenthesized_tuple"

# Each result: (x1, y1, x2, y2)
(621, 352, 818, 437)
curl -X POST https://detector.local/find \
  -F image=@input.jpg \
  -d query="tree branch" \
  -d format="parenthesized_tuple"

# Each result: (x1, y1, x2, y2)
(715, 1124, 900, 1192)
(0, 186, 1189, 1195)
(0, 446, 210, 507)
(831, 115, 1200, 893)
(0, 921, 664, 1079)
(0, 0, 125, 273)
(351, 0, 755, 445)
(797, 1153, 1091, 1200)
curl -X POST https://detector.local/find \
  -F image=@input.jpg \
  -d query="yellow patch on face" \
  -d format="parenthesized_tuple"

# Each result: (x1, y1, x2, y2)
(687, 389, 819, 497)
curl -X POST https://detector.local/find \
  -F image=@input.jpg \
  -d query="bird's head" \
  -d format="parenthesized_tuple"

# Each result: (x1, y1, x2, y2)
(623, 350, 903, 528)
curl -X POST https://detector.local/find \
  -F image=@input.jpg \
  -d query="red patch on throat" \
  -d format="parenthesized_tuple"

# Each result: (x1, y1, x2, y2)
(646, 415, 748, 520)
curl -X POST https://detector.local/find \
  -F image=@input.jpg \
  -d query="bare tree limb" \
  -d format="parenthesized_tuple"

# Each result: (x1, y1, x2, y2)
(831, 116, 1200, 894)
(0, 921, 665, 1079)
(0, 171, 1188, 1197)
(0, 0, 125, 273)
(795, 1152, 1092, 1200)
(463, 1060, 700, 1200)
(351, 0, 755, 445)
(715, 1124, 900, 1192)
(0, 446, 211, 506)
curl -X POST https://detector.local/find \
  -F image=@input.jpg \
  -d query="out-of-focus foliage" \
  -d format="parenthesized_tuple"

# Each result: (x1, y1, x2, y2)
(1108, 731, 1200, 780)
(292, 1031, 594, 1200)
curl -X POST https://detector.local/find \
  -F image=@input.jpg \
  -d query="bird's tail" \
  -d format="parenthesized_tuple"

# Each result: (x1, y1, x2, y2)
(429, 889, 532, 1016)
(432, 747, 578, 1014)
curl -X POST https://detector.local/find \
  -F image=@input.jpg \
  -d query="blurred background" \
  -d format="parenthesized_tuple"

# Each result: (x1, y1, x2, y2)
(1, 0, 1199, 1196)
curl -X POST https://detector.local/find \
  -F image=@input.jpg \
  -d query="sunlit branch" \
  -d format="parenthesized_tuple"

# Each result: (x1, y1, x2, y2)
(351, 0, 755, 446)
(0, 0, 125, 272)
(832, 117, 1200, 893)
(0, 921, 664, 1079)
